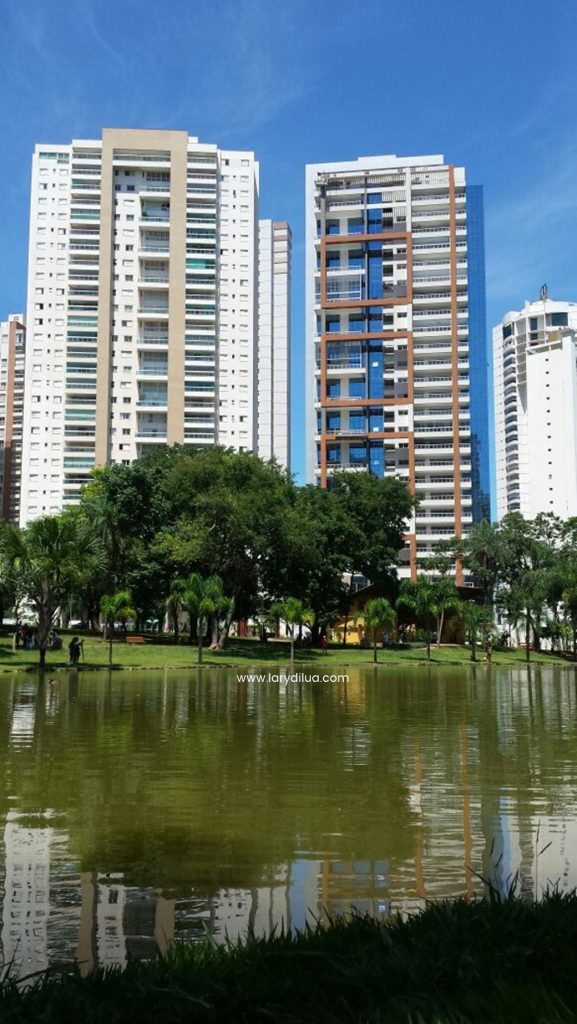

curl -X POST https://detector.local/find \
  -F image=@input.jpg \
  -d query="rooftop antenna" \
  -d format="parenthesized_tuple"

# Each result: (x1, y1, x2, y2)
(540, 284, 548, 341)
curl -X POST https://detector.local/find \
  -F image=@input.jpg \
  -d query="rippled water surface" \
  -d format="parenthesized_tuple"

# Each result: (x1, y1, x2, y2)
(1, 665, 576, 977)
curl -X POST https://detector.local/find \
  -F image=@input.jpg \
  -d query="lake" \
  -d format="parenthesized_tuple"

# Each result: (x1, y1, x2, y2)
(1, 665, 576, 978)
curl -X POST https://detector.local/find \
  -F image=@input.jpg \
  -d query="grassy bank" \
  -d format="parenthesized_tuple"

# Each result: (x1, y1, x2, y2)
(0, 633, 573, 673)
(1, 893, 577, 1022)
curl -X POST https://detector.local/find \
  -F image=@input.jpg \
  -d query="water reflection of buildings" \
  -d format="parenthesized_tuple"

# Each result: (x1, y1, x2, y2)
(0, 818, 52, 976)
(78, 874, 175, 975)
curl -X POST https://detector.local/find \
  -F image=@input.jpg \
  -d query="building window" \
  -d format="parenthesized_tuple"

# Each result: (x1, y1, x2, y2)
(550, 312, 568, 327)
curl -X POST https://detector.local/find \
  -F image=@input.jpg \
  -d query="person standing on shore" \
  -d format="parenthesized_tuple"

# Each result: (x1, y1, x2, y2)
(68, 636, 82, 667)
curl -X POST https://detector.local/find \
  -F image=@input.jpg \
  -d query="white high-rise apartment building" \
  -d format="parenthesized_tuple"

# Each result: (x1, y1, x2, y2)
(306, 154, 490, 579)
(0, 313, 26, 523)
(493, 297, 577, 519)
(20, 129, 291, 524)
(257, 220, 291, 466)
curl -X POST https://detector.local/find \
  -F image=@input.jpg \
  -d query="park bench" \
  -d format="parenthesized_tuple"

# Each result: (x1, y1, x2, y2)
(126, 635, 148, 644)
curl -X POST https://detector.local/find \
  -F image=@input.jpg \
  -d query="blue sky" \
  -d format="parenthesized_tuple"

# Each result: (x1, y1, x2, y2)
(1, 0, 577, 484)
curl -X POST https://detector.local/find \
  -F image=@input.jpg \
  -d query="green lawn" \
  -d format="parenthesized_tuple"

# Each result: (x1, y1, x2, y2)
(1, 893, 577, 1022)
(0, 632, 573, 672)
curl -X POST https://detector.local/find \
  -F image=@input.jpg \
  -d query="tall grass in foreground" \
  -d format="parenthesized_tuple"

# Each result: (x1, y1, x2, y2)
(1, 890, 577, 1022)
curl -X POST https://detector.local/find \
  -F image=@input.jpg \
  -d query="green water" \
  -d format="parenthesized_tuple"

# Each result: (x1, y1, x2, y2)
(0, 665, 576, 977)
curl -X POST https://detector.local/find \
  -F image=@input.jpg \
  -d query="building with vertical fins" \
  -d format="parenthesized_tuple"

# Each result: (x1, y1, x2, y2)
(493, 296, 577, 519)
(305, 153, 489, 579)
(258, 220, 291, 467)
(19, 129, 291, 524)
(0, 313, 26, 523)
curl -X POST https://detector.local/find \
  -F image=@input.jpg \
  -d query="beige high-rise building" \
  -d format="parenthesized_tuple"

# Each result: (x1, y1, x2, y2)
(20, 129, 291, 524)
(257, 220, 291, 467)
(0, 313, 26, 523)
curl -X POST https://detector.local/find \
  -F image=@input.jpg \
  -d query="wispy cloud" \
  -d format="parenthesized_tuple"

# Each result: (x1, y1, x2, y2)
(71, 0, 127, 66)
(485, 136, 577, 306)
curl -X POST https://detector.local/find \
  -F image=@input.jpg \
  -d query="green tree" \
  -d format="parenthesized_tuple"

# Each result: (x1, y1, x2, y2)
(100, 590, 136, 667)
(330, 472, 415, 644)
(397, 576, 439, 661)
(495, 514, 557, 661)
(431, 577, 461, 646)
(461, 601, 492, 663)
(271, 598, 314, 663)
(79, 454, 174, 623)
(166, 579, 186, 644)
(157, 449, 297, 643)
(562, 570, 577, 659)
(287, 486, 349, 642)
(361, 597, 397, 664)
(181, 573, 228, 664)
(0, 516, 104, 668)
(460, 520, 500, 606)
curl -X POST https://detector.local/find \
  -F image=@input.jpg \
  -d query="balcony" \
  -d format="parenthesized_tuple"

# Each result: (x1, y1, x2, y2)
(139, 275, 169, 285)
(140, 181, 170, 193)
(137, 366, 168, 378)
(184, 383, 215, 394)
(135, 429, 168, 441)
(326, 461, 369, 472)
(138, 306, 169, 318)
(137, 398, 168, 409)
(141, 212, 170, 224)
(138, 336, 168, 348)
(139, 240, 170, 255)
(325, 359, 364, 371)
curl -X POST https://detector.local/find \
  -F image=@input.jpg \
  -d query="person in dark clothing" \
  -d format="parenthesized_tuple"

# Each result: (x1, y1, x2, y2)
(68, 636, 82, 666)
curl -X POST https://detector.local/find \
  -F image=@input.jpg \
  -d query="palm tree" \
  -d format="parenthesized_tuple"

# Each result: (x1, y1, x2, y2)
(432, 577, 461, 646)
(181, 573, 227, 665)
(166, 578, 186, 644)
(361, 597, 397, 664)
(461, 600, 492, 663)
(0, 516, 105, 668)
(562, 577, 577, 659)
(273, 598, 314, 662)
(100, 590, 135, 667)
(461, 520, 500, 605)
(397, 576, 438, 661)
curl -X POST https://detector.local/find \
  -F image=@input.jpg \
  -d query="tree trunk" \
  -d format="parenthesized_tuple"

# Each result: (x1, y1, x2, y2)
(36, 605, 52, 669)
(217, 602, 235, 650)
(108, 617, 113, 666)
(197, 630, 203, 665)
(174, 613, 179, 645)
(471, 634, 477, 663)
(437, 611, 444, 646)
(373, 640, 377, 665)
(209, 614, 219, 650)
(426, 635, 431, 661)
(342, 580, 354, 645)
(290, 631, 294, 663)
(526, 610, 531, 662)
(188, 612, 197, 644)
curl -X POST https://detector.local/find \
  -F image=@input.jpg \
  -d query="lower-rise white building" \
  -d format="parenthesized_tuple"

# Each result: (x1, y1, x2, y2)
(493, 297, 577, 519)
